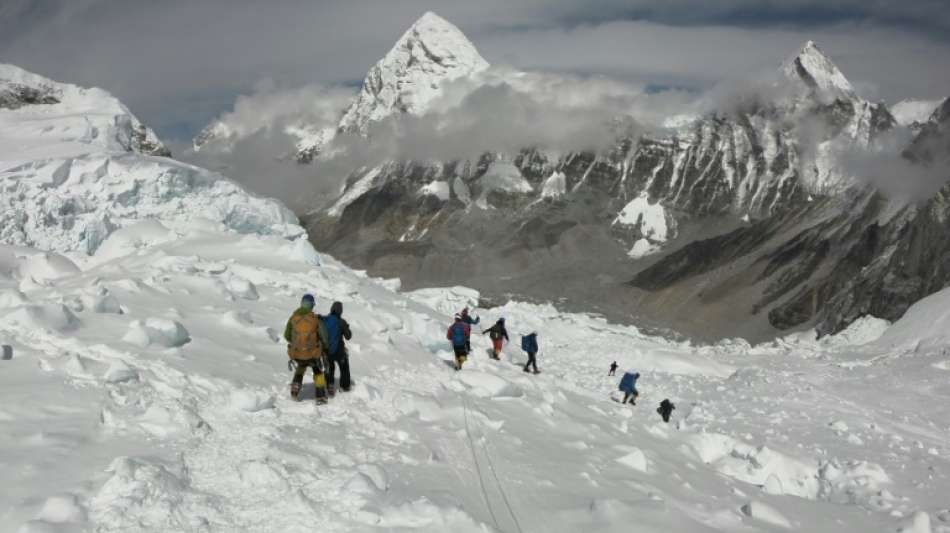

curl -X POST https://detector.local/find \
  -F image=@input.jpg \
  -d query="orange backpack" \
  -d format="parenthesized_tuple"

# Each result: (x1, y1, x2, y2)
(288, 313, 323, 360)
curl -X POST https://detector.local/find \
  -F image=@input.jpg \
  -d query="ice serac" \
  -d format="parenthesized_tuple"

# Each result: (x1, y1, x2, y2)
(0, 64, 298, 255)
(337, 11, 489, 134)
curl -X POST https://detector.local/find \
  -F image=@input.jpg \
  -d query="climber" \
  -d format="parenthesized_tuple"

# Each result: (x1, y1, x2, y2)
(323, 301, 353, 396)
(483, 318, 509, 360)
(284, 294, 330, 404)
(657, 399, 676, 423)
(521, 332, 539, 374)
(447, 314, 471, 371)
(618, 371, 640, 405)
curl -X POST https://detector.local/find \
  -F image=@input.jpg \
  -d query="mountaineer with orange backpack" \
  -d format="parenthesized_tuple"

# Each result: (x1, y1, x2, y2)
(284, 294, 330, 404)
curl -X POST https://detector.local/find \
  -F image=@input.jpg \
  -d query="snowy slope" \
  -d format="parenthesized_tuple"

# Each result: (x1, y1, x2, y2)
(0, 65, 297, 256)
(337, 11, 489, 135)
(4, 218, 950, 532)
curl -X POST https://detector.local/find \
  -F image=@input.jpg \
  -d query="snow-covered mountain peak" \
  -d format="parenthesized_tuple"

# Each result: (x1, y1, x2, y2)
(930, 96, 950, 124)
(891, 99, 944, 127)
(1, 63, 59, 91)
(1, 63, 169, 157)
(1, 63, 296, 255)
(782, 40, 855, 101)
(337, 11, 489, 134)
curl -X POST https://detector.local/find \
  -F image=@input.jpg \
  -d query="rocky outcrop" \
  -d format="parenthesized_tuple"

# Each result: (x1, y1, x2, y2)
(0, 82, 60, 109)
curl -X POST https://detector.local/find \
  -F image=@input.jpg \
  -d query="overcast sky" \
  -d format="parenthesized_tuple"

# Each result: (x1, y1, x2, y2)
(2, 0, 949, 142)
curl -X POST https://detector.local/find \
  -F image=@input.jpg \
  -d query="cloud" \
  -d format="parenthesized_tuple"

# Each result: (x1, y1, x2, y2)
(841, 138, 950, 204)
(182, 66, 694, 210)
(199, 81, 352, 144)
(343, 68, 690, 162)
(180, 82, 354, 212)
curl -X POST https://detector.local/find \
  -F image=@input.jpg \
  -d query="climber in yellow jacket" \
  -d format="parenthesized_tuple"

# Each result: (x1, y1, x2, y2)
(284, 294, 330, 404)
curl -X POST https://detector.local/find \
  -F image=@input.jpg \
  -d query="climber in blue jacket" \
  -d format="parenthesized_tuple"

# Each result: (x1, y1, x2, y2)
(521, 332, 539, 374)
(619, 371, 640, 405)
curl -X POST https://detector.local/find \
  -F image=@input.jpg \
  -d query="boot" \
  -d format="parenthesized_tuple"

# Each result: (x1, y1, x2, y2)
(290, 382, 301, 401)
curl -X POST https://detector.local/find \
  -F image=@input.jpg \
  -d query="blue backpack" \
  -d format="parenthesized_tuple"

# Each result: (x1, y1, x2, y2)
(451, 323, 467, 347)
(619, 372, 639, 392)
(324, 314, 342, 355)
(521, 333, 538, 353)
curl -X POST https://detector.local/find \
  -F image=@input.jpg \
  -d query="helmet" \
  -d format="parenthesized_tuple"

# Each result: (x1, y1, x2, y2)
(301, 294, 315, 309)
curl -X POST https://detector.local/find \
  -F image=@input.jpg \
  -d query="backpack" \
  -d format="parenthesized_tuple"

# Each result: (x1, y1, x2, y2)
(489, 327, 503, 341)
(451, 323, 467, 347)
(324, 314, 342, 355)
(521, 334, 537, 353)
(619, 372, 638, 392)
(288, 313, 322, 359)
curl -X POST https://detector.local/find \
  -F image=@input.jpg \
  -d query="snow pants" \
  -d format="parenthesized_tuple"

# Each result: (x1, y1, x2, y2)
(524, 351, 538, 373)
(291, 357, 327, 400)
(327, 352, 350, 391)
(453, 345, 468, 369)
(491, 338, 503, 358)
(622, 390, 639, 404)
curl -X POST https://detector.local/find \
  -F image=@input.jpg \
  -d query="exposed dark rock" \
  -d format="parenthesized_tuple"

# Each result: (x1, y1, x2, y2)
(0, 83, 60, 109)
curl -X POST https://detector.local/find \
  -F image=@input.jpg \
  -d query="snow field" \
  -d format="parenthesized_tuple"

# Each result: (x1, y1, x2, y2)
(0, 228, 949, 532)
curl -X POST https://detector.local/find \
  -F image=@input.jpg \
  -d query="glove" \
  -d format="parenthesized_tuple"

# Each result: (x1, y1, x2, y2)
(287, 359, 297, 372)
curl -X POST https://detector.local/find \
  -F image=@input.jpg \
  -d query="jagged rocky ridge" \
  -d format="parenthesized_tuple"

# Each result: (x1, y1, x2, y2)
(631, 98, 950, 337)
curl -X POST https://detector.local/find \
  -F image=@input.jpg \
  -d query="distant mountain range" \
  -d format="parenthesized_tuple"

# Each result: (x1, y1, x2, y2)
(196, 12, 948, 340)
